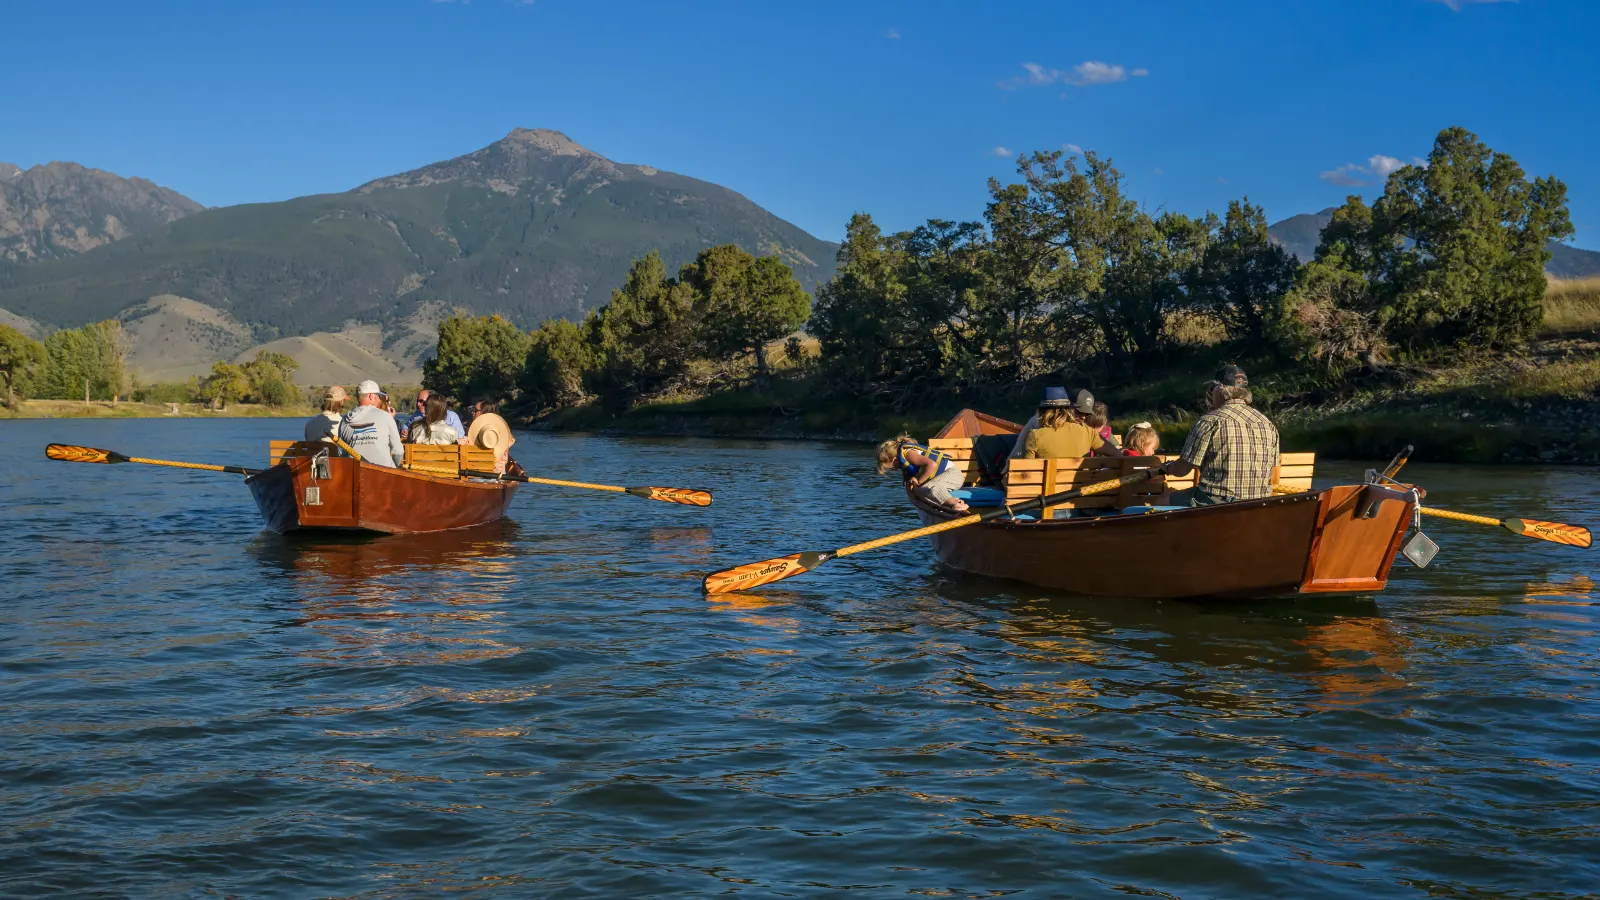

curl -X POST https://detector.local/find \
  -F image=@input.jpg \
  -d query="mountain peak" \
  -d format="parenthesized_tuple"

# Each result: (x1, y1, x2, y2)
(500, 128, 594, 158)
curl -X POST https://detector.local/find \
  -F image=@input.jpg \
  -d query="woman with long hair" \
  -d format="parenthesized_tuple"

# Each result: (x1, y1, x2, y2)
(407, 393, 460, 445)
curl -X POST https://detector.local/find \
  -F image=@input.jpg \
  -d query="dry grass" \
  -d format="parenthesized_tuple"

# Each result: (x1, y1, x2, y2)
(1, 400, 304, 419)
(1542, 277, 1600, 337)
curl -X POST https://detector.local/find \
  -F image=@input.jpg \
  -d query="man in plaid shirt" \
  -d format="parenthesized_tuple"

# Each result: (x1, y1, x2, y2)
(1158, 366, 1279, 505)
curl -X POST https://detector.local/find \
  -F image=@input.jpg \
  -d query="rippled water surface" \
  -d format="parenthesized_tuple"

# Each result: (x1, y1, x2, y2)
(3, 419, 1598, 897)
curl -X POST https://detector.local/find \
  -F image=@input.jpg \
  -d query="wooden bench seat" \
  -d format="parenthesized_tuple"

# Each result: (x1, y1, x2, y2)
(269, 440, 500, 477)
(268, 439, 328, 466)
(926, 437, 980, 486)
(403, 444, 498, 477)
(1002, 451, 1317, 516)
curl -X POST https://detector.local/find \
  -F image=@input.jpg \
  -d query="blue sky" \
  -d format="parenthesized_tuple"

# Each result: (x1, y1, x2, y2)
(4, 0, 1597, 247)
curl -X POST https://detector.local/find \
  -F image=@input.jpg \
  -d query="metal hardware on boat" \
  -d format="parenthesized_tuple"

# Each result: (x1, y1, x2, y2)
(304, 485, 322, 506)
(1401, 487, 1438, 568)
(312, 449, 330, 481)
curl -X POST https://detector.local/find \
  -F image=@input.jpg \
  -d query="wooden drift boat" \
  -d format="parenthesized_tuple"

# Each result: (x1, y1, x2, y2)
(913, 410, 1417, 600)
(247, 441, 517, 535)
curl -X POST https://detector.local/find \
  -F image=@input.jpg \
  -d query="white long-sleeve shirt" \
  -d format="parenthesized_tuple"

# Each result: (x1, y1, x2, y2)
(339, 404, 405, 467)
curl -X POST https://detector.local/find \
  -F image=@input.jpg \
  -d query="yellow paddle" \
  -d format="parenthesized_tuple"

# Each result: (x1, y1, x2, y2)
(46, 443, 260, 476)
(703, 470, 1155, 594)
(1270, 483, 1590, 549)
(462, 470, 712, 507)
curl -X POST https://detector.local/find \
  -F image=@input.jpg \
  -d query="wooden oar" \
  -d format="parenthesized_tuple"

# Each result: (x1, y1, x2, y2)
(1380, 444, 1413, 480)
(1270, 483, 1590, 548)
(703, 470, 1156, 594)
(1414, 507, 1590, 549)
(46, 443, 260, 476)
(461, 469, 712, 507)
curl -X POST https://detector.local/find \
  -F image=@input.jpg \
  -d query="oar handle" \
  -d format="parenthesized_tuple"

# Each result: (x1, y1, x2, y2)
(1381, 444, 1414, 480)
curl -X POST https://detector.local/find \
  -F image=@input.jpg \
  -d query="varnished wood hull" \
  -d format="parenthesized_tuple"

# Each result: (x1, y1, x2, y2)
(245, 454, 517, 535)
(911, 484, 1414, 600)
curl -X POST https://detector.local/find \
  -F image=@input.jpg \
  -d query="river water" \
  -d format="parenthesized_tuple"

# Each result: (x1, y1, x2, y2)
(2, 419, 1596, 897)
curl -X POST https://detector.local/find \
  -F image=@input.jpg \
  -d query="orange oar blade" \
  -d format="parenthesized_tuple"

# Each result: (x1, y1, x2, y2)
(627, 486, 713, 507)
(46, 444, 127, 464)
(702, 551, 833, 595)
(1505, 518, 1592, 549)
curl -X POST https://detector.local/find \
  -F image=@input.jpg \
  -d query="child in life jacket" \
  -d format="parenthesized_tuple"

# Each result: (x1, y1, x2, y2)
(875, 433, 969, 513)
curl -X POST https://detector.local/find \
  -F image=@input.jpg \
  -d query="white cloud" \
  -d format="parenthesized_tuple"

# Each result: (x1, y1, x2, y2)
(1217, 176, 1228, 185)
(1000, 60, 1144, 89)
(1067, 61, 1127, 86)
(993, 146, 1014, 158)
(1427, 0, 1516, 10)
(1320, 164, 1373, 188)
(1064, 143, 1083, 154)
(1153, 167, 1164, 175)
(885, 27, 900, 39)
(1320, 153, 1417, 187)
(1368, 154, 1405, 177)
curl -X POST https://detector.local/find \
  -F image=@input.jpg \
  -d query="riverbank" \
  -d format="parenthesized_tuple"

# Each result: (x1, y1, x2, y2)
(0, 400, 308, 419)
(537, 338, 1600, 464)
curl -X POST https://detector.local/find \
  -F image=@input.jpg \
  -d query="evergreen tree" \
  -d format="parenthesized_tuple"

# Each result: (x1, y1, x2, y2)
(424, 315, 534, 402)
(0, 325, 46, 408)
(522, 318, 592, 409)
(1189, 199, 1300, 345)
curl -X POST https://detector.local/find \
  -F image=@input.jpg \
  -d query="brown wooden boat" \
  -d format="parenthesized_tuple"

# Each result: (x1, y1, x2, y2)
(910, 410, 1417, 600)
(246, 441, 518, 535)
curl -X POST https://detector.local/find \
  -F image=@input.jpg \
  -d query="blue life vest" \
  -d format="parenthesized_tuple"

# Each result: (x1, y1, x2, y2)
(896, 442, 952, 477)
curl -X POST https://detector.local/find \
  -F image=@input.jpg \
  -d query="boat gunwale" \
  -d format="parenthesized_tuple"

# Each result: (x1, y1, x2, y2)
(245, 454, 514, 492)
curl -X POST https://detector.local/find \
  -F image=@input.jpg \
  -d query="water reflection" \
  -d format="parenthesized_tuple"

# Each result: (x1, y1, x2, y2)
(247, 524, 526, 669)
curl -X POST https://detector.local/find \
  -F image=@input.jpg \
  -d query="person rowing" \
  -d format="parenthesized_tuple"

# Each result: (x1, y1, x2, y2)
(339, 379, 406, 468)
(1156, 365, 1279, 506)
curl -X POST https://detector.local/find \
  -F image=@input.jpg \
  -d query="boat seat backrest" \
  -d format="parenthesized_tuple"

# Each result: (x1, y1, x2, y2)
(268, 439, 329, 466)
(1006, 456, 1173, 514)
(1272, 452, 1316, 491)
(925, 437, 979, 486)
(401, 444, 501, 477)
(1003, 451, 1317, 514)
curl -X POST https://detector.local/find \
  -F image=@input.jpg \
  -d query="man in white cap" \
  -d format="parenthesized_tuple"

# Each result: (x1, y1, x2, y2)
(339, 380, 405, 467)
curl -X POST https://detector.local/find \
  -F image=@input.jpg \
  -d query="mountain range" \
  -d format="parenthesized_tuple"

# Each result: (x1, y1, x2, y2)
(0, 129, 837, 378)
(1265, 207, 1600, 278)
(2, 137, 1597, 384)
(1, 161, 203, 263)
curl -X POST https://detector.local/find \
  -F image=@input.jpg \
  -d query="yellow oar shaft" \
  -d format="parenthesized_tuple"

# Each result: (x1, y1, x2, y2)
(1419, 507, 1503, 528)
(126, 456, 232, 473)
(521, 475, 627, 494)
(835, 472, 1133, 558)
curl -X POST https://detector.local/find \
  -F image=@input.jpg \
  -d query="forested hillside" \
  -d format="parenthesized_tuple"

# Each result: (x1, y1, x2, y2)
(0, 129, 836, 346)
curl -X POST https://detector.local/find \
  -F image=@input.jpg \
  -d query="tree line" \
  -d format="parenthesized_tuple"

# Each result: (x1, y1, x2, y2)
(0, 319, 303, 410)
(427, 126, 1570, 418)
(424, 243, 811, 410)
(0, 320, 130, 408)
(811, 126, 1570, 403)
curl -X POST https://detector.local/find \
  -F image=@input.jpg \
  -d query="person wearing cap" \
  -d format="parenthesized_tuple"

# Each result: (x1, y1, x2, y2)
(339, 379, 406, 468)
(1157, 365, 1279, 506)
(304, 385, 349, 443)
(1020, 388, 1121, 460)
